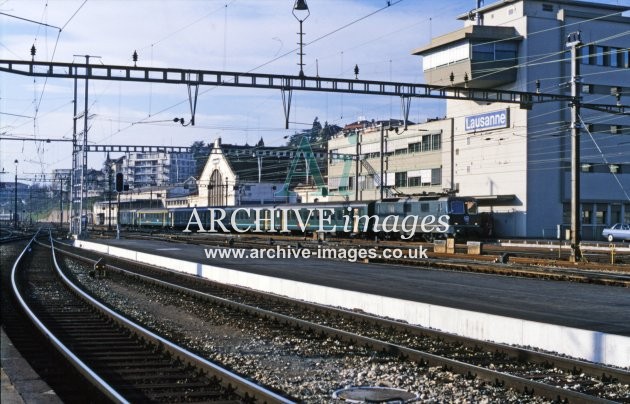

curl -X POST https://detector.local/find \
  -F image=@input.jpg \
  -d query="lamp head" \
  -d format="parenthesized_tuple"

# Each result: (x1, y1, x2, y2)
(293, 0, 309, 11)
(292, 0, 310, 20)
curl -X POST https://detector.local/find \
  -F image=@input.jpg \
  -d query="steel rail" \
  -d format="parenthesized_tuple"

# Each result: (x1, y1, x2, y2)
(48, 236, 293, 404)
(53, 245, 619, 404)
(54, 239, 630, 384)
(11, 232, 129, 404)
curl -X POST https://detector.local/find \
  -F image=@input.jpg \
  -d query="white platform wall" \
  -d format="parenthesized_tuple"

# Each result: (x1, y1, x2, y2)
(75, 240, 630, 367)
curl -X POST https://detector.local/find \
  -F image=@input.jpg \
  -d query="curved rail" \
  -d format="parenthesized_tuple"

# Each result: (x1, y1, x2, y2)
(10, 232, 129, 403)
(48, 236, 292, 403)
(53, 243, 621, 404)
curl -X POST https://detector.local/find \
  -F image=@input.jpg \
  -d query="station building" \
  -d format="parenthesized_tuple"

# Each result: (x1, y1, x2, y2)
(408, 0, 630, 239)
(192, 138, 328, 207)
(328, 0, 629, 239)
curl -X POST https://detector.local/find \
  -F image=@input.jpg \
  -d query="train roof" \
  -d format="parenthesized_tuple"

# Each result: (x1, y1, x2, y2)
(379, 195, 475, 202)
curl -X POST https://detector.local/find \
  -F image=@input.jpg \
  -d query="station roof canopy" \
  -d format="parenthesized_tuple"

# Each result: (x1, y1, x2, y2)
(473, 194, 517, 206)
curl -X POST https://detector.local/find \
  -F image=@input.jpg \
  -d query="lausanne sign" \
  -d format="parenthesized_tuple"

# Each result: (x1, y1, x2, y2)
(464, 109, 509, 132)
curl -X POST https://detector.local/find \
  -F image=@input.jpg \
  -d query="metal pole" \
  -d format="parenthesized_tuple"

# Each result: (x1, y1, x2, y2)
(568, 32, 582, 262)
(14, 161, 18, 229)
(71, 69, 78, 236)
(81, 55, 90, 237)
(60, 177, 63, 229)
(108, 168, 112, 230)
(116, 191, 120, 239)
(450, 117, 455, 191)
(298, 19, 304, 77)
(380, 124, 384, 201)
(355, 131, 359, 201)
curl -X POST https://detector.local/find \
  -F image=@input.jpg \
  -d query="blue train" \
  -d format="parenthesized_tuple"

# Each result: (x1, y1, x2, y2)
(117, 196, 482, 240)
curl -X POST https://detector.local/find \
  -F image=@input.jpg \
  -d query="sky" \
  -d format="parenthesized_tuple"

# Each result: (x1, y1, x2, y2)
(1, 0, 628, 180)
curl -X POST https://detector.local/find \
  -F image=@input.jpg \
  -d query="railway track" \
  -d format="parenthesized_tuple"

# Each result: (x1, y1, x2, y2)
(53, 241, 630, 403)
(9, 233, 292, 403)
(1, 235, 105, 403)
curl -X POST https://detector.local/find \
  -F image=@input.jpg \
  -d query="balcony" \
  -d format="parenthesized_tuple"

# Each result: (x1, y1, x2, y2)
(412, 25, 522, 88)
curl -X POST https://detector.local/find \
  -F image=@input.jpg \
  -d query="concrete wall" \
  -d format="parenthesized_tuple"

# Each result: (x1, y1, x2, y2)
(75, 240, 630, 368)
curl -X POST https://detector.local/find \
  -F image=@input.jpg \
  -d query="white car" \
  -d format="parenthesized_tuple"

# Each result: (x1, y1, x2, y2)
(602, 223, 630, 242)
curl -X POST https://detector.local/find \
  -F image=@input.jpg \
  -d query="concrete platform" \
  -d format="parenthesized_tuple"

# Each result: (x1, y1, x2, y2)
(1, 328, 61, 404)
(75, 237, 630, 367)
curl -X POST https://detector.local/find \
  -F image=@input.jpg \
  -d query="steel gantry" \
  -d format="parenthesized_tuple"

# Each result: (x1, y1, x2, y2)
(2, 59, 626, 125)
(1, 58, 628, 240)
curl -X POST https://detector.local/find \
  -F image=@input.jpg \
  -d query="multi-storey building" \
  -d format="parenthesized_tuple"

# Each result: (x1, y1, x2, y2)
(411, 0, 630, 239)
(116, 151, 195, 189)
(327, 119, 449, 201)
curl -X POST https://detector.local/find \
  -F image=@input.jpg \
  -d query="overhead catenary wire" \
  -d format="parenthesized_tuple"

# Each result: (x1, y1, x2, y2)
(2, 1, 628, 179)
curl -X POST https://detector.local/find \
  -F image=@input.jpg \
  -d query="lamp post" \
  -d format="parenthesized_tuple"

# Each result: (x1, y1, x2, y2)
(225, 176, 229, 206)
(292, 0, 310, 78)
(253, 151, 262, 183)
(14, 159, 18, 229)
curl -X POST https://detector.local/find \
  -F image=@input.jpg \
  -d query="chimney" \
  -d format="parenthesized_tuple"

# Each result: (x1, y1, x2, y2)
(476, 0, 484, 26)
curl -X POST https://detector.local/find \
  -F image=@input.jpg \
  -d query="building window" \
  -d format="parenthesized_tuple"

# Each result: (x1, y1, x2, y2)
(580, 45, 590, 64)
(495, 42, 518, 61)
(431, 133, 442, 150)
(394, 148, 408, 155)
(595, 46, 606, 66)
(610, 48, 620, 68)
(395, 172, 407, 187)
(422, 135, 432, 151)
(408, 142, 421, 153)
(595, 209, 606, 225)
(431, 168, 442, 185)
(582, 206, 592, 224)
(472, 43, 494, 62)
(408, 176, 422, 187)
(472, 42, 517, 62)
(542, 3, 553, 11)
(422, 41, 469, 70)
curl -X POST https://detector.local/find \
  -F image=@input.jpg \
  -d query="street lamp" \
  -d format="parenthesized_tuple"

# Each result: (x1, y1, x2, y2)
(292, 0, 310, 78)
(14, 159, 18, 229)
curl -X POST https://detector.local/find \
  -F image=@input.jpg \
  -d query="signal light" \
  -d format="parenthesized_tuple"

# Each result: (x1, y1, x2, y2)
(115, 173, 123, 192)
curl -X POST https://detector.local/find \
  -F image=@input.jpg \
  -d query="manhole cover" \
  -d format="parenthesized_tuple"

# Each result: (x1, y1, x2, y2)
(333, 386, 419, 403)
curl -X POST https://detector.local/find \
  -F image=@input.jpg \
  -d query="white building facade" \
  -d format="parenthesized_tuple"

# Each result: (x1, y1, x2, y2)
(414, 0, 630, 239)
(327, 119, 449, 202)
(120, 151, 195, 189)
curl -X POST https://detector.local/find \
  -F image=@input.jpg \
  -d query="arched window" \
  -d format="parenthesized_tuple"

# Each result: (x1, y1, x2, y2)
(208, 169, 225, 206)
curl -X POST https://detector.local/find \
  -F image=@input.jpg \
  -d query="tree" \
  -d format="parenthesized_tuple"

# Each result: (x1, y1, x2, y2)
(190, 141, 211, 177)
(285, 117, 341, 149)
